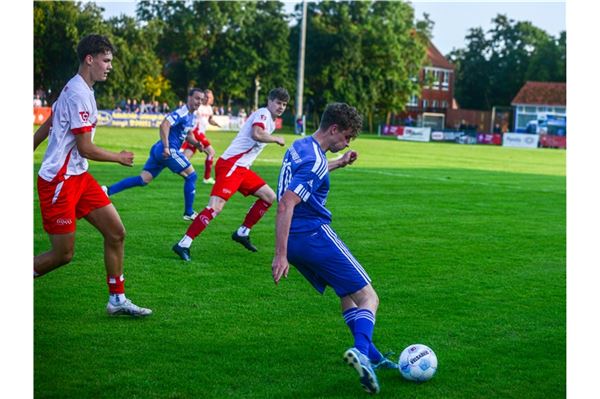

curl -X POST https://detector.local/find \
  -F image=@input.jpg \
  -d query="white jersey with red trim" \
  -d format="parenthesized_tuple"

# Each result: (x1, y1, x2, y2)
(220, 107, 275, 168)
(194, 104, 213, 133)
(38, 74, 97, 182)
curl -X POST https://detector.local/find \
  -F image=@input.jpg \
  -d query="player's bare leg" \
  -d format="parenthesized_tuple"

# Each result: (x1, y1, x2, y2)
(183, 148, 194, 161)
(85, 204, 126, 277)
(34, 233, 75, 277)
(86, 204, 151, 316)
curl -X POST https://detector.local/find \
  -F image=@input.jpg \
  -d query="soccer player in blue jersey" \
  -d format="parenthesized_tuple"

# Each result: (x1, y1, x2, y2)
(103, 89, 205, 220)
(272, 103, 396, 394)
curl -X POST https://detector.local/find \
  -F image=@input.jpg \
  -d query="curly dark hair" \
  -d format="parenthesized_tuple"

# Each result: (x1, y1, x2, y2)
(319, 103, 363, 137)
(268, 87, 290, 103)
(77, 34, 115, 63)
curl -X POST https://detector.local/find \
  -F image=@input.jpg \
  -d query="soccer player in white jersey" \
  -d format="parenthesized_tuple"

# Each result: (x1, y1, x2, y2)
(172, 88, 290, 261)
(33, 34, 151, 317)
(181, 88, 220, 184)
(272, 103, 397, 394)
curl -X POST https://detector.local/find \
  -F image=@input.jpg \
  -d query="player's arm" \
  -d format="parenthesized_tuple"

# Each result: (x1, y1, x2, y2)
(328, 150, 358, 172)
(251, 125, 285, 146)
(272, 190, 302, 285)
(33, 116, 53, 151)
(185, 130, 204, 151)
(208, 115, 221, 128)
(75, 133, 134, 167)
(159, 118, 172, 158)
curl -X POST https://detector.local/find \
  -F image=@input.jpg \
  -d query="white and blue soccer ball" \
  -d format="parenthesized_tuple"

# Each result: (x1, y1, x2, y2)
(398, 344, 438, 382)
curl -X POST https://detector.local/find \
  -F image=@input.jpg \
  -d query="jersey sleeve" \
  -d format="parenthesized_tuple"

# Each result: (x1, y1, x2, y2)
(166, 107, 185, 127)
(68, 93, 94, 135)
(286, 152, 327, 203)
(250, 108, 270, 131)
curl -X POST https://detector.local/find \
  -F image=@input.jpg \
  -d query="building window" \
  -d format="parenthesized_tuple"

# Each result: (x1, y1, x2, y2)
(407, 95, 419, 107)
(432, 100, 438, 108)
(441, 100, 448, 108)
(423, 69, 432, 89)
(442, 71, 449, 91)
(432, 70, 440, 90)
(516, 114, 537, 129)
(422, 99, 428, 109)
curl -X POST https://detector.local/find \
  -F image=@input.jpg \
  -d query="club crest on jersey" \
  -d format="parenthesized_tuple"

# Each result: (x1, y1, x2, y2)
(79, 111, 90, 122)
(260, 114, 267, 120)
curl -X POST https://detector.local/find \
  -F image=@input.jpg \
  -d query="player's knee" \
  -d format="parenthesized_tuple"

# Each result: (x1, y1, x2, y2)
(140, 172, 153, 185)
(258, 187, 276, 204)
(105, 224, 126, 245)
(356, 285, 379, 311)
(55, 246, 74, 265)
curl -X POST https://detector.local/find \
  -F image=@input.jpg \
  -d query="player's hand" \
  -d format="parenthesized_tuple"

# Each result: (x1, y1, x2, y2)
(272, 255, 289, 285)
(119, 150, 134, 167)
(162, 147, 170, 159)
(196, 142, 205, 152)
(274, 136, 285, 147)
(341, 150, 358, 167)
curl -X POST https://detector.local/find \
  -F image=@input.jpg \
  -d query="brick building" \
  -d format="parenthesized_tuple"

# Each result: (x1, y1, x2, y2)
(401, 40, 456, 129)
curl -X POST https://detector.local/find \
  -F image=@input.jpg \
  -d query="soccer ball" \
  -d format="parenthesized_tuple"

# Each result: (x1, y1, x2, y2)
(398, 344, 438, 382)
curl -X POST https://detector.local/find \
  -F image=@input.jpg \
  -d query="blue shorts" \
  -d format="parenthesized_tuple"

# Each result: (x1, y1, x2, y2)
(287, 224, 371, 297)
(143, 142, 192, 177)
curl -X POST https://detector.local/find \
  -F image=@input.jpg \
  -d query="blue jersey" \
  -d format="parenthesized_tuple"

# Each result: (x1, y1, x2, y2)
(156, 104, 197, 151)
(277, 136, 332, 233)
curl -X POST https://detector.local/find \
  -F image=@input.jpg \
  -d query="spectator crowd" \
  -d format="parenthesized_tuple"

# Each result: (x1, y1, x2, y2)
(35, 91, 250, 122)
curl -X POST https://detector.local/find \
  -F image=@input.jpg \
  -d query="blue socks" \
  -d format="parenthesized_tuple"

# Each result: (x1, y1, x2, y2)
(343, 307, 383, 362)
(183, 172, 197, 216)
(107, 171, 197, 216)
(108, 175, 146, 196)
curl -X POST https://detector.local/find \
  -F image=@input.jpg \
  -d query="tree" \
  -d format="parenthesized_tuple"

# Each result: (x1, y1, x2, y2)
(101, 16, 173, 107)
(136, 0, 291, 107)
(34, 1, 108, 103)
(447, 27, 492, 109)
(290, 0, 427, 132)
(448, 14, 566, 109)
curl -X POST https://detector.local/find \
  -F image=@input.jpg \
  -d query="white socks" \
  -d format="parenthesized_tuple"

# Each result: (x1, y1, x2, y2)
(237, 226, 250, 237)
(178, 235, 193, 248)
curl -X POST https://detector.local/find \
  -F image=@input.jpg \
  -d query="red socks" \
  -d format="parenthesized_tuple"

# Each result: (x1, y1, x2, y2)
(242, 199, 271, 229)
(107, 274, 125, 295)
(204, 156, 213, 180)
(186, 207, 216, 239)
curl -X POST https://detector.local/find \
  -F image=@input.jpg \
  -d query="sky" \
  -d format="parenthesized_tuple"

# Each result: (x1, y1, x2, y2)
(94, 0, 566, 55)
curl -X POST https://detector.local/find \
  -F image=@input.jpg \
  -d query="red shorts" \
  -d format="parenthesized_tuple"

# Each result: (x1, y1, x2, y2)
(211, 158, 266, 200)
(181, 128, 211, 154)
(37, 172, 111, 234)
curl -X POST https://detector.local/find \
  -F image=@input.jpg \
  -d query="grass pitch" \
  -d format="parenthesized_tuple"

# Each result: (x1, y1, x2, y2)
(34, 127, 565, 398)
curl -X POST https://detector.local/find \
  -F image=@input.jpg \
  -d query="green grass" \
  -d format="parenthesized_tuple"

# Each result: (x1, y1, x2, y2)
(34, 127, 565, 398)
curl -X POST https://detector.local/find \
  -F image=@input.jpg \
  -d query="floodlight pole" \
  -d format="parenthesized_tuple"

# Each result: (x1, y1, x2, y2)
(296, 0, 307, 135)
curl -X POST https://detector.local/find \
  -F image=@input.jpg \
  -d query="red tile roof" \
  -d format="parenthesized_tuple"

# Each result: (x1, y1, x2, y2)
(427, 41, 454, 70)
(511, 81, 566, 106)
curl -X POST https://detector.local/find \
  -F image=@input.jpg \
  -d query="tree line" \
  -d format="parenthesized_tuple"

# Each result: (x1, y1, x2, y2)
(34, 1, 565, 131)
